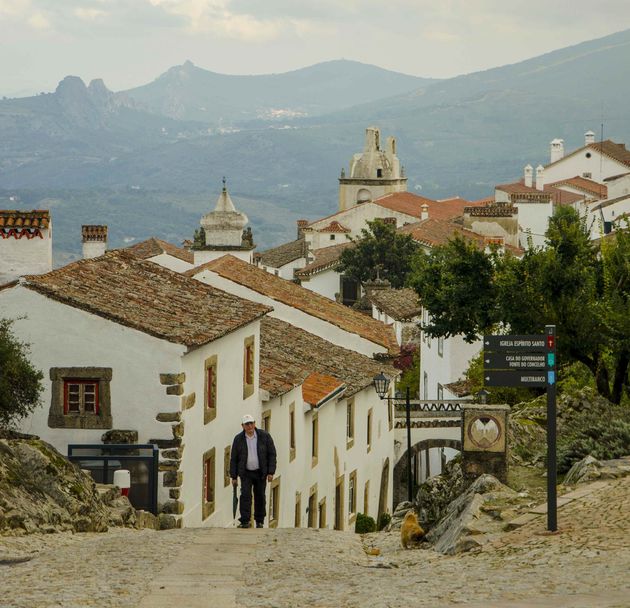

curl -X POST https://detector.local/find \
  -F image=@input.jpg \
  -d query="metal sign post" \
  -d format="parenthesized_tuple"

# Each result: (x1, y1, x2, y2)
(483, 326, 558, 532)
(545, 325, 557, 531)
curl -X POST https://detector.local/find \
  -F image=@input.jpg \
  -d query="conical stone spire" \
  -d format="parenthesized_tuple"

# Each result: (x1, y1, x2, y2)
(214, 176, 237, 213)
(198, 178, 249, 248)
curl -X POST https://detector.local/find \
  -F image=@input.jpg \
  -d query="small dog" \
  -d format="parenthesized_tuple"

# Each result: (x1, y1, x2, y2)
(400, 510, 425, 549)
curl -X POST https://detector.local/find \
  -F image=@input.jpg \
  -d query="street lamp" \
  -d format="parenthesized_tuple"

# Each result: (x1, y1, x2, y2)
(373, 372, 414, 503)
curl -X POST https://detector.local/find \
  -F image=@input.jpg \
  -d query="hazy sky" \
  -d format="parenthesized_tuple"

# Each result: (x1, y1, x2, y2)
(2, 0, 630, 96)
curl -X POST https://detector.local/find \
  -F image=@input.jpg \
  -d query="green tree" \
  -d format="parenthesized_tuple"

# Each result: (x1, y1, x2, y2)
(407, 207, 630, 403)
(338, 219, 418, 289)
(0, 318, 44, 428)
(407, 235, 498, 342)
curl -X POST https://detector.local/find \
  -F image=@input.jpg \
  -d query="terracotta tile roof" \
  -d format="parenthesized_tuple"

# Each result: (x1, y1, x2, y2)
(302, 372, 346, 408)
(496, 181, 583, 206)
(400, 219, 523, 256)
(257, 238, 307, 268)
(125, 237, 194, 264)
(444, 379, 472, 398)
(549, 176, 607, 198)
(295, 242, 354, 278)
(260, 317, 397, 399)
(374, 192, 482, 221)
(0, 210, 50, 228)
(470, 196, 495, 205)
(318, 220, 351, 233)
(368, 288, 422, 321)
(186, 255, 398, 354)
(23, 250, 270, 347)
(82, 225, 108, 242)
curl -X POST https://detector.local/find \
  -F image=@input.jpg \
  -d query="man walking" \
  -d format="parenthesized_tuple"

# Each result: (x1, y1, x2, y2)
(230, 414, 277, 528)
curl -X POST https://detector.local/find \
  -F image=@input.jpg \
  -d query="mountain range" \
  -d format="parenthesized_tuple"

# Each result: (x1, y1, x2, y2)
(1, 29, 629, 259)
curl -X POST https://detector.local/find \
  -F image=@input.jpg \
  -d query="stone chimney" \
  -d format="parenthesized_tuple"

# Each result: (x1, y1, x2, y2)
(421, 203, 429, 221)
(297, 219, 308, 239)
(82, 225, 107, 259)
(524, 165, 533, 188)
(585, 130, 596, 146)
(535, 165, 545, 191)
(550, 139, 565, 164)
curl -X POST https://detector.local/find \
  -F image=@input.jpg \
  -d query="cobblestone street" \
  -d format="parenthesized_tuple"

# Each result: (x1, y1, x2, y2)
(1, 476, 629, 608)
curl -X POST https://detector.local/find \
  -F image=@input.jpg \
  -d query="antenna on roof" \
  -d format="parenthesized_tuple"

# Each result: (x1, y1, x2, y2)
(222, 176, 227, 192)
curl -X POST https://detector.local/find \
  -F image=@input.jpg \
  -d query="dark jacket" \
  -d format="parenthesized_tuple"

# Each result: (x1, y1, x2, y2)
(230, 428, 277, 479)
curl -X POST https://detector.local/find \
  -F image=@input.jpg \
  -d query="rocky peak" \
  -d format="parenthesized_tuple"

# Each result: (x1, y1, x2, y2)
(55, 75, 88, 100)
(87, 78, 112, 101)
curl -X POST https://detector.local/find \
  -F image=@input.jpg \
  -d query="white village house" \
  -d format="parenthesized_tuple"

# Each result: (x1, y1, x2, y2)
(0, 210, 52, 285)
(183, 254, 399, 359)
(0, 250, 274, 527)
(1, 194, 400, 528)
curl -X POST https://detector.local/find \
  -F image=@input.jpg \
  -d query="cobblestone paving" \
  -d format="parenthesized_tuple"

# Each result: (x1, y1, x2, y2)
(0, 476, 629, 608)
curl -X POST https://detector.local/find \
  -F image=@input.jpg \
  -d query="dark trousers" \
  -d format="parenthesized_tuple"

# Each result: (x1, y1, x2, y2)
(239, 469, 266, 525)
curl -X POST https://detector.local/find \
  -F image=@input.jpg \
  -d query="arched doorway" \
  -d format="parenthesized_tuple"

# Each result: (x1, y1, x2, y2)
(392, 439, 461, 509)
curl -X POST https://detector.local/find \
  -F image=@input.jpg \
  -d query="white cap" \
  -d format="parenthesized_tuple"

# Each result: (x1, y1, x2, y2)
(242, 414, 255, 424)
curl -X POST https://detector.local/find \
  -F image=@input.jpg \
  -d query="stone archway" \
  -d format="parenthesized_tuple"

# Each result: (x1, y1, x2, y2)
(392, 439, 461, 509)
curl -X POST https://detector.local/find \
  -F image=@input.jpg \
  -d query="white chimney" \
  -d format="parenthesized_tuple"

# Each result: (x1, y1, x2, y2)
(535, 165, 545, 191)
(82, 225, 107, 259)
(585, 130, 596, 146)
(550, 139, 565, 163)
(420, 203, 429, 221)
(524, 164, 533, 188)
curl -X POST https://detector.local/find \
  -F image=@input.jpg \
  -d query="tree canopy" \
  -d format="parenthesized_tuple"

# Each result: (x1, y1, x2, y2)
(0, 318, 44, 428)
(338, 219, 418, 289)
(408, 207, 630, 404)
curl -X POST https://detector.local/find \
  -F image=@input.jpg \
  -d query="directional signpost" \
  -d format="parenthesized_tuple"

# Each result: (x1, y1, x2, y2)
(483, 325, 558, 531)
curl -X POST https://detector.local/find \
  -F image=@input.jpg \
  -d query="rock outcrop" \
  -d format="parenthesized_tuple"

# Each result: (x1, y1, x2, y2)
(509, 387, 630, 473)
(563, 454, 630, 486)
(0, 438, 136, 535)
(415, 457, 463, 530)
(425, 474, 518, 555)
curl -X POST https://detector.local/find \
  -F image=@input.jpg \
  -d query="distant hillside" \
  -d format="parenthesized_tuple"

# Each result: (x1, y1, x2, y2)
(1, 31, 630, 252)
(122, 59, 433, 124)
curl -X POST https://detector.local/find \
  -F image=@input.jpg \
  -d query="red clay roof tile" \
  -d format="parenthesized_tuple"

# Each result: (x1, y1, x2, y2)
(186, 255, 399, 354)
(23, 250, 270, 347)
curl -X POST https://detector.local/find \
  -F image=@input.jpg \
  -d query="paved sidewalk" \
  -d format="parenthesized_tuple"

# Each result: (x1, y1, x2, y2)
(136, 529, 267, 608)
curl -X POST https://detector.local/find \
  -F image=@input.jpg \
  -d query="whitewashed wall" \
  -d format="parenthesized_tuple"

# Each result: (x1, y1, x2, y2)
(147, 253, 194, 273)
(193, 249, 252, 266)
(300, 268, 340, 301)
(179, 321, 263, 527)
(0, 285, 186, 505)
(420, 318, 481, 401)
(544, 150, 629, 184)
(0, 227, 52, 284)
(306, 202, 417, 249)
(191, 269, 388, 357)
(261, 257, 306, 281)
(515, 201, 553, 249)
(265, 384, 395, 529)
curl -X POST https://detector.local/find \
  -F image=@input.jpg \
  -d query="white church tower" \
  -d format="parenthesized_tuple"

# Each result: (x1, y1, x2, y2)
(338, 126, 408, 211)
(191, 178, 255, 266)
